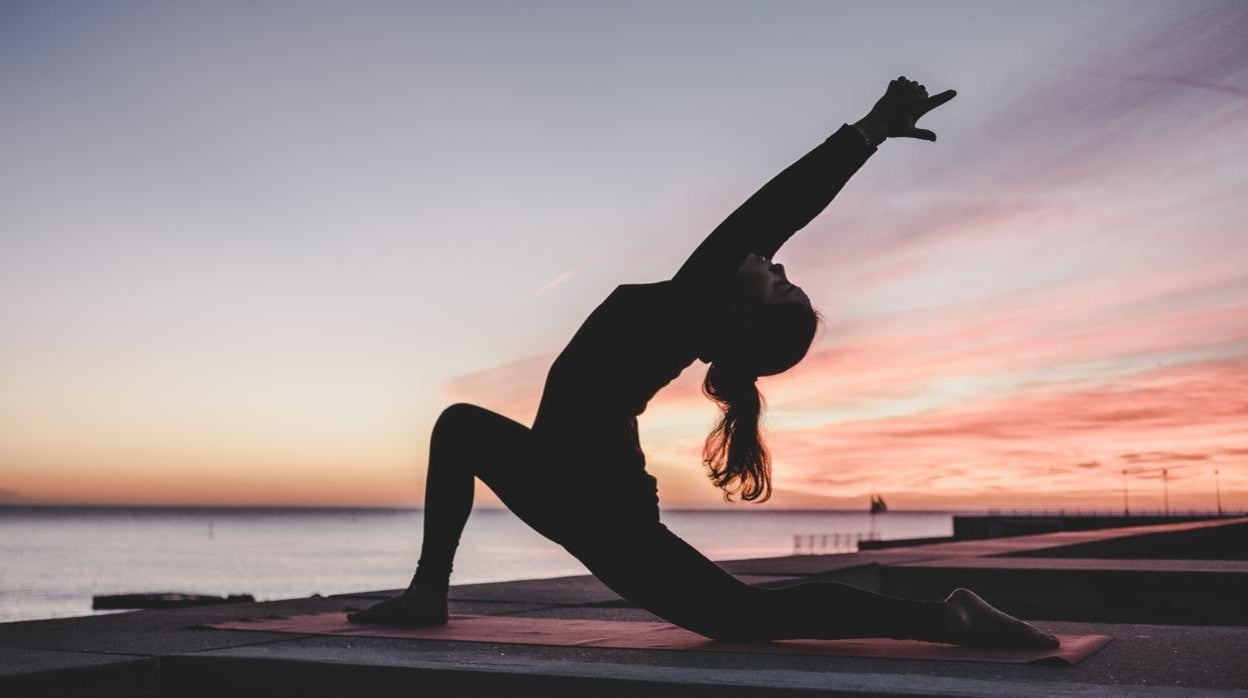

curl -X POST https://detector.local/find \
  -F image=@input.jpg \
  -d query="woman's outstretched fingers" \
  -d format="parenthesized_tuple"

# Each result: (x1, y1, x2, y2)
(902, 127, 938, 142)
(921, 89, 957, 115)
(902, 87, 956, 140)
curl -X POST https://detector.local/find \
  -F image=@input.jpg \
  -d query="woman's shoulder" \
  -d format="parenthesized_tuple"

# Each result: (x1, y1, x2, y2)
(615, 279, 671, 290)
(609, 280, 699, 308)
(612, 279, 682, 296)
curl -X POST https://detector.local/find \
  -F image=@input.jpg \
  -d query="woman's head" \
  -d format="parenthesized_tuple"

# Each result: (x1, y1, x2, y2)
(701, 253, 819, 503)
(719, 253, 818, 376)
(732, 252, 811, 313)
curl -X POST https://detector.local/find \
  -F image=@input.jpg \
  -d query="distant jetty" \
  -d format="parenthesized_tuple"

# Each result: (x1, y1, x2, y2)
(93, 592, 254, 610)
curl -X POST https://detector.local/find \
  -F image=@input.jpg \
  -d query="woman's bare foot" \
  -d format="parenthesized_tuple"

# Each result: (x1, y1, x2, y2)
(346, 584, 449, 626)
(943, 588, 1059, 649)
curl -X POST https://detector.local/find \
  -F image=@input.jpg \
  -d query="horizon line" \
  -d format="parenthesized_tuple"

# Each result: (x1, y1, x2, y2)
(1, 502, 1242, 516)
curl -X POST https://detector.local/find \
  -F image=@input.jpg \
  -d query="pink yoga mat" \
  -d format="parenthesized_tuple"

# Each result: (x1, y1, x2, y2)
(205, 612, 1110, 666)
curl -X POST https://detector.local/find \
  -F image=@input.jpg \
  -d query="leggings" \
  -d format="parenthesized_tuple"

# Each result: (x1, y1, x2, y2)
(412, 403, 947, 642)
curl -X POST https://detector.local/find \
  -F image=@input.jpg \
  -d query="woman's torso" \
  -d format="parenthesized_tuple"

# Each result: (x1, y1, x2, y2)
(530, 281, 706, 508)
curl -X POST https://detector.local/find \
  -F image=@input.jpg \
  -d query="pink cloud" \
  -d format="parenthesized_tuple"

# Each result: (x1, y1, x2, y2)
(761, 357, 1248, 501)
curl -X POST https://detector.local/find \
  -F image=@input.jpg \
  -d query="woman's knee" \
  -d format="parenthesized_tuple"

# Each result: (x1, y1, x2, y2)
(430, 402, 532, 482)
(583, 537, 774, 642)
(432, 403, 495, 443)
(436, 402, 484, 427)
(429, 404, 488, 464)
(682, 585, 780, 642)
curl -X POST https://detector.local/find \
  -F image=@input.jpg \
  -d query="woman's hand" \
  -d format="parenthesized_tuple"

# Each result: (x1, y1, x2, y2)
(855, 76, 956, 144)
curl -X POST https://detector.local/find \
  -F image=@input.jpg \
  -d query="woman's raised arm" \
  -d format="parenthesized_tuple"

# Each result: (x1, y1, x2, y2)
(670, 122, 876, 293)
(671, 78, 955, 295)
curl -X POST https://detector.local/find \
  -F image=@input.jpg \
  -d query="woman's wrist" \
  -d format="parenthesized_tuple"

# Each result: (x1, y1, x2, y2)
(852, 116, 888, 148)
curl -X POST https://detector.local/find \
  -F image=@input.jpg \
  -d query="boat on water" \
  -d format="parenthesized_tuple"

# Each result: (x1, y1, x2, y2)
(869, 494, 888, 514)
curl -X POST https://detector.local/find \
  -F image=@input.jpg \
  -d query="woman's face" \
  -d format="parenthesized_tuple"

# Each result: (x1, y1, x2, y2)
(732, 253, 811, 310)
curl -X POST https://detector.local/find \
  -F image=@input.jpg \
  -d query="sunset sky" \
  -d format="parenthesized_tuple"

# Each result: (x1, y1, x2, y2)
(2, 0, 1246, 510)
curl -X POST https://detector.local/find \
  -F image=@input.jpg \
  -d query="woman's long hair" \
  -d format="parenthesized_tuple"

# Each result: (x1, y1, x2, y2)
(703, 361, 770, 502)
(702, 303, 819, 503)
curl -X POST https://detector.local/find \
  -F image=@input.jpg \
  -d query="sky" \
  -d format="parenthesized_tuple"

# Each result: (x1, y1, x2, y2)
(2, 0, 1246, 510)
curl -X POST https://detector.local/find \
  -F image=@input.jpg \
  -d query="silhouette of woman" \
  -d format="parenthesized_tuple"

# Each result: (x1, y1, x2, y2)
(350, 77, 1058, 648)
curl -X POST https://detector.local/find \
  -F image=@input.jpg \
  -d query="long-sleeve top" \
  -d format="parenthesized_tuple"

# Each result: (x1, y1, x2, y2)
(529, 123, 877, 510)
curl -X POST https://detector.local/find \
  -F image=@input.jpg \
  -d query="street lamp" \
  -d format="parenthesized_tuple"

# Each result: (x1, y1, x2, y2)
(1216, 469, 1223, 516)
(1162, 468, 1169, 515)
(1121, 469, 1129, 516)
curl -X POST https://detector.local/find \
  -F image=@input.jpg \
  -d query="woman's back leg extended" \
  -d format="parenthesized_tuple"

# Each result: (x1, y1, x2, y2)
(578, 523, 951, 643)
(583, 524, 1056, 647)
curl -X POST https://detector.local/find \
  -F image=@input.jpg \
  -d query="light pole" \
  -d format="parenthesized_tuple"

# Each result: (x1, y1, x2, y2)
(1121, 469, 1129, 515)
(1216, 469, 1222, 516)
(1162, 468, 1169, 515)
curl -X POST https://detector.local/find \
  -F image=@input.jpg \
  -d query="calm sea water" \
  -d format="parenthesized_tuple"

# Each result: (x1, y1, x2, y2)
(0, 507, 952, 623)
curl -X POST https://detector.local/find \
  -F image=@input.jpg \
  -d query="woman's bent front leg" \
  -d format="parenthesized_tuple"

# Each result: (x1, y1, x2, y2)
(349, 403, 558, 625)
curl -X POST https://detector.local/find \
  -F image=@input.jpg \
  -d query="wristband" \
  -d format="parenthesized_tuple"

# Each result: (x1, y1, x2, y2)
(850, 122, 882, 149)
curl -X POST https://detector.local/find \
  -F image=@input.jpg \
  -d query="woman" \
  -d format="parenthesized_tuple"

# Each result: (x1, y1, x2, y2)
(350, 77, 1058, 649)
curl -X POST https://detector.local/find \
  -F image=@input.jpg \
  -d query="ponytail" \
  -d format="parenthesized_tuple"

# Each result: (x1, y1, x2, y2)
(702, 361, 771, 503)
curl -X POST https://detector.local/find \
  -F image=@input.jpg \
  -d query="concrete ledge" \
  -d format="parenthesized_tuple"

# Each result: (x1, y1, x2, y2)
(859, 535, 955, 550)
(954, 514, 1237, 540)
(0, 648, 159, 698)
(881, 560, 1248, 625)
(162, 642, 1227, 698)
(894, 557, 1248, 573)
(1000, 518, 1248, 560)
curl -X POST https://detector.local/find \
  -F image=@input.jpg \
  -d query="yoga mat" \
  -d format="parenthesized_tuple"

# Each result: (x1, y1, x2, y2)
(204, 612, 1110, 666)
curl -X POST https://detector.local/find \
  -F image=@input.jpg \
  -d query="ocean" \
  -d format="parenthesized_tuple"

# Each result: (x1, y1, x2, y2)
(0, 507, 953, 623)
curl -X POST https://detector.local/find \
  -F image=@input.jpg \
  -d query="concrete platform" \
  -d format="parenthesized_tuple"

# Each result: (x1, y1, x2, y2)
(4, 516, 1247, 696)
